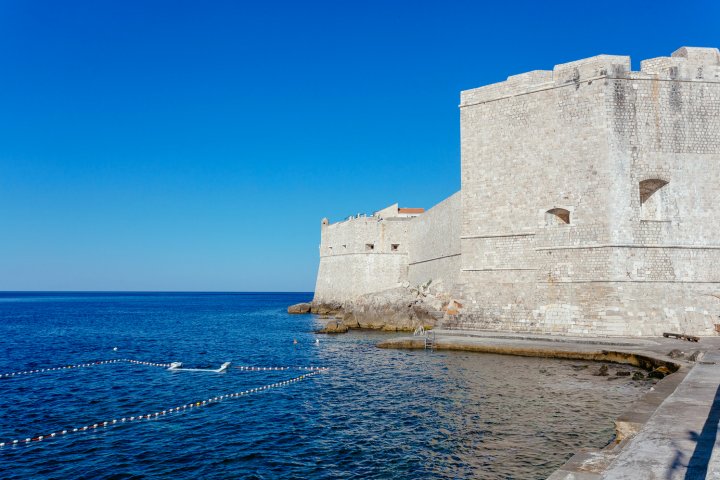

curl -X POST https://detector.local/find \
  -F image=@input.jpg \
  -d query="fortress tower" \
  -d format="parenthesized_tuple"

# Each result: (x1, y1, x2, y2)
(457, 46, 720, 335)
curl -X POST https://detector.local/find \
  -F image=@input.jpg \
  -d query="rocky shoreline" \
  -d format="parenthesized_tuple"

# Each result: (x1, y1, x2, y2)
(288, 281, 463, 333)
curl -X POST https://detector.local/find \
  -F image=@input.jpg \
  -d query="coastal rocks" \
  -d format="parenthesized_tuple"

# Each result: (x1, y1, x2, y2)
(309, 280, 459, 332)
(687, 351, 701, 362)
(648, 366, 672, 379)
(667, 349, 702, 362)
(287, 303, 311, 314)
(587, 364, 648, 379)
(668, 349, 685, 359)
(340, 286, 445, 332)
(310, 302, 342, 316)
(317, 320, 348, 334)
(594, 365, 610, 376)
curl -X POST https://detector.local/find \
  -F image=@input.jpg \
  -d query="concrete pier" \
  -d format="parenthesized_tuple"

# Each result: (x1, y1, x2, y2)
(378, 330, 720, 479)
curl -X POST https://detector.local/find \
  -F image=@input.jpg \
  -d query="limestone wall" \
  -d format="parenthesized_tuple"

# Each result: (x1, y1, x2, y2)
(313, 195, 459, 303)
(456, 47, 720, 336)
(459, 54, 618, 333)
(407, 192, 461, 288)
(598, 46, 720, 335)
(313, 215, 411, 304)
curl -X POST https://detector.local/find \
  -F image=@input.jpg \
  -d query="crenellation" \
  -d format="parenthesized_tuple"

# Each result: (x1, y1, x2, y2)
(462, 48, 720, 108)
(552, 54, 631, 84)
(640, 47, 720, 81)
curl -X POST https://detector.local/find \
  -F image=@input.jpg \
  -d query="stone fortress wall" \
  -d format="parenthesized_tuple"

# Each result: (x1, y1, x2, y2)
(313, 205, 413, 304)
(313, 46, 720, 336)
(407, 192, 461, 287)
(313, 194, 462, 304)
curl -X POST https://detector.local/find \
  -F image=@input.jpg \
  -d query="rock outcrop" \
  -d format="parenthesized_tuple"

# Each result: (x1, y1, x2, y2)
(287, 302, 311, 314)
(310, 280, 463, 332)
(310, 302, 342, 316)
(340, 287, 438, 331)
(317, 320, 349, 334)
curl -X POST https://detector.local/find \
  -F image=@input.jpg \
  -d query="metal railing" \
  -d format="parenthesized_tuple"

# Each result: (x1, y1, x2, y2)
(413, 326, 435, 350)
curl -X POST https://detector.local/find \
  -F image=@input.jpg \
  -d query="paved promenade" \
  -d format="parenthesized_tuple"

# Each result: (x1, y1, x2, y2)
(378, 330, 720, 479)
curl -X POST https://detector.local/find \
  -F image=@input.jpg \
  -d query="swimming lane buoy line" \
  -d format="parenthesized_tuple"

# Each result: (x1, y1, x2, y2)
(0, 359, 173, 379)
(235, 366, 328, 372)
(0, 360, 329, 379)
(0, 370, 323, 448)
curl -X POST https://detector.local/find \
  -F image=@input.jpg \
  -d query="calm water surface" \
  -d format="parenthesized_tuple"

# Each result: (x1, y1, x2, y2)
(0, 292, 651, 479)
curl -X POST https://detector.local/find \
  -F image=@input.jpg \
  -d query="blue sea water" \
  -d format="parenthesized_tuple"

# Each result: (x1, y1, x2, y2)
(0, 292, 649, 479)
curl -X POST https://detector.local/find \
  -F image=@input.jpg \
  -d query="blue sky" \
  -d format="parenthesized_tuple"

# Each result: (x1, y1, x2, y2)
(1, 0, 718, 291)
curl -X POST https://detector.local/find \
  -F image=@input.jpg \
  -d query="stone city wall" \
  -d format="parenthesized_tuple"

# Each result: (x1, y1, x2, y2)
(312, 46, 720, 336)
(407, 192, 461, 288)
(313, 195, 462, 305)
(313, 215, 411, 304)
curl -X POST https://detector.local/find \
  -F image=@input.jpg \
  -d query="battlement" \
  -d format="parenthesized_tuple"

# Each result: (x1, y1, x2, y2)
(320, 203, 424, 229)
(640, 46, 720, 81)
(460, 46, 720, 106)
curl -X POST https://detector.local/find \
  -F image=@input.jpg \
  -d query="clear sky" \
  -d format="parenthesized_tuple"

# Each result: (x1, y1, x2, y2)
(1, 0, 718, 292)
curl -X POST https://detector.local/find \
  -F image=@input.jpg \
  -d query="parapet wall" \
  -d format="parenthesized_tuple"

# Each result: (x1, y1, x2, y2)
(460, 47, 720, 107)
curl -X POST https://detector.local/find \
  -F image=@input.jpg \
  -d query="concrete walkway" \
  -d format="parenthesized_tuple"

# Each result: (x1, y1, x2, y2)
(595, 351, 720, 480)
(377, 330, 720, 479)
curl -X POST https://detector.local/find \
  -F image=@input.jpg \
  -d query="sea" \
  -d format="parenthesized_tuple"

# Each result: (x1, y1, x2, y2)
(0, 292, 651, 479)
